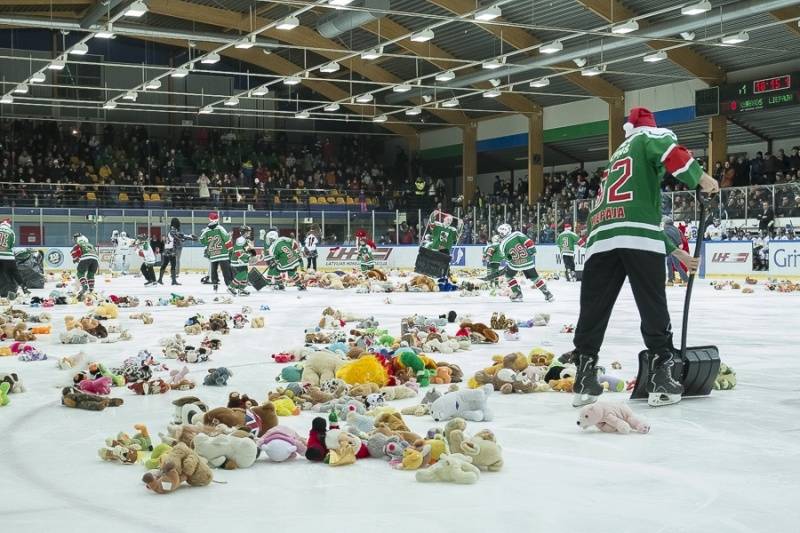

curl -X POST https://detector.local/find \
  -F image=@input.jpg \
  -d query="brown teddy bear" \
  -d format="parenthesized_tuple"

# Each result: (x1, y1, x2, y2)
(406, 275, 437, 292)
(80, 317, 108, 339)
(13, 323, 35, 342)
(461, 322, 499, 343)
(61, 387, 124, 411)
(203, 402, 278, 437)
(227, 392, 256, 409)
(493, 352, 529, 372)
(549, 377, 574, 392)
(431, 366, 452, 385)
(437, 362, 463, 383)
(374, 423, 422, 445)
(366, 269, 387, 281)
(142, 442, 213, 494)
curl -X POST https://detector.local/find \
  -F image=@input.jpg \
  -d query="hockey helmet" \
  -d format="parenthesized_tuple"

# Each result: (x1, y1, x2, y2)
(76, 235, 88, 244)
(497, 223, 512, 237)
(73, 232, 83, 243)
(120, 231, 127, 239)
(239, 225, 252, 238)
(266, 228, 279, 242)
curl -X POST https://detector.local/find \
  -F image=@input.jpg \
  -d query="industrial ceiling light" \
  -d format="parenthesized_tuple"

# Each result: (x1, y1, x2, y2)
(372, 114, 388, 123)
(581, 64, 606, 76)
(103, 100, 117, 109)
(70, 42, 89, 55)
(250, 86, 268, 96)
(320, 61, 340, 73)
(48, 59, 66, 70)
(405, 107, 422, 116)
(29, 72, 46, 84)
(295, 110, 310, 119)
(611, 19, 639, 34)
(643, 51, 667, 63)
(435, 70, 455, 82)
(488, 78, 501, 87)
(474, 5, 501, 21)
(721, 31, 749, 44)
(355, 93, 373, 103)
(13, 83, 29, 94)
(529, 77, 550, 88)
(224, 96, 240, 106)
(361, 46, 383, 60)
(235, 35, 256, 49)
(540, 40, 563, 54)
(681, 1, 711, 16)
(0, 94, 13, 104)
(201, 52, 221, 64)
(573, 57, 587, 67)
(482, 56, 506, 69)
(324, 102, 340, 111)
(276, 16, 299, 30)
(124, 0, 148, 17)
(122, 90, 137, 101)
(145, 79, 161, 90)
(393, 83, 412, 93)
(96, 23, 114, 39)
(410, 29, 434, 42)
(171, 67, 189, 78)
(483, 88, 501, 98)
(441, 97, 459, 107)
(284, 76, 301, 85)
(680, 31, 696, 41)
(199, 105, 213, 114)
(329, 0, 354, 5)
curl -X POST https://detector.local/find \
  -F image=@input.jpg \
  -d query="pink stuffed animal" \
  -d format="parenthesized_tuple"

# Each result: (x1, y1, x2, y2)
(577, 402, 650, 434)
(77, 376, 112, 395)
(169, 366, 189, 386)
(271, 353, 297, 364)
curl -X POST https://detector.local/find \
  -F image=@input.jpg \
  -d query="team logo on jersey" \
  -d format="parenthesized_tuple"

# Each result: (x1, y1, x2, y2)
(711, 252, 749, 263)
(449, 246, 466, 266)
(45, 249, 64, 267)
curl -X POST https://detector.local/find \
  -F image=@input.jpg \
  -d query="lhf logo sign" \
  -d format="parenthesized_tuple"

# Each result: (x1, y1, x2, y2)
(711, 252, 749, 263)
(326, 247, 393, 262)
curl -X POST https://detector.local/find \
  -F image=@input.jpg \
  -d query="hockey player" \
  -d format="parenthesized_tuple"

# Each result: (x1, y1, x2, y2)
(571, 107, 718, 408)
(71, 233, 99, 299)
(556, 223, 579, 281)
(355, 229, 376, 273)
(704, 218, 723, 241)
(482, 235, 503, 285)
(0, 219, 29, 295)
(230, 225, 255, 296)
(264, 229, 305, 290)
(426, 211, 459, 253)
(304, 228, 319, 271)
(158, 218, 196, 286)
(110, 230, 134, 274)
(497, 223, 554, 302)
(134, 234, 157, 286)
(199, 212, 236, 295)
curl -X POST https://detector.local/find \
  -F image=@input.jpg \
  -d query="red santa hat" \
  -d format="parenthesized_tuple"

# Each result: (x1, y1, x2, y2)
(208, 211, 219, 223)
(564, 223, 572, 230)
(623, 107, 657, 137)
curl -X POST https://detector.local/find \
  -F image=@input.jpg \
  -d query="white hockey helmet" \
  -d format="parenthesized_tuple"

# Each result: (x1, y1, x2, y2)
(497, 223, 512, 237)
(111, 230, 119, 238)
(120, 231, 127, 239)
(266, 229, 279, 242)
(77, 235, 89, 244)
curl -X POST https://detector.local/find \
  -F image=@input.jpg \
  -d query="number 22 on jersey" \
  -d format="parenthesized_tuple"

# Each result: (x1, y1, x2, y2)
(598, 157, 634, 205)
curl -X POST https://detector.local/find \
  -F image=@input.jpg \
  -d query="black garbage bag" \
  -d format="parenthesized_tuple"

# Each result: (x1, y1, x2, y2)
(15, 249, 45, 289)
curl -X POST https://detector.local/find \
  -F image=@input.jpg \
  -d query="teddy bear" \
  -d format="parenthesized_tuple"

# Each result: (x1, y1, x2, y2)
(93, 301, 119, 319)
(415, 453, 480, 484)
(98, 434, 141, 464)
(203, 402, 278, 438)
(128, 379, 171, 395)
(577, 402, 650, 434)
(193, 433, 258, 469)
(430, 366, 452, 385)
(257, 426, 307, 462)
(142, 442, 213, 494)
(549, 377, 574, 392)
(461, 322, 499, 344)
(203, 367, 232, 386)
(301, 351, 345, 386)
(444, 418, 503, 471)
(272, 396, 300, 416)
(171, 396, 208, 425)
(0, 372, 24, 394)
(184, 324, 202, 335)
(366, 432, 405, 459)
(430, 384, 493, 422)
(227, 392, 256, 409)
(713, 363, 736, 390)
(379, 384, 417, 401)
(80, 317, 107, 339)
(0, 382, 10, 406)
(61, 387, 123, 411)
(130, 312, 154, 325)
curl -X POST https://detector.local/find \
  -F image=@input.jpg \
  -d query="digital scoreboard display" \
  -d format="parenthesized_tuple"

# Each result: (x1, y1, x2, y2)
(719, 73, 799, 114)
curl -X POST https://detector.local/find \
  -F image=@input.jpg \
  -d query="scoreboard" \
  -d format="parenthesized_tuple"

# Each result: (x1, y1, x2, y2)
(695, 73, 800, 117)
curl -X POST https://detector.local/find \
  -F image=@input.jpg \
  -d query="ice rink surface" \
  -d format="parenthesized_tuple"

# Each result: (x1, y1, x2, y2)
(1, 273, 798, 533)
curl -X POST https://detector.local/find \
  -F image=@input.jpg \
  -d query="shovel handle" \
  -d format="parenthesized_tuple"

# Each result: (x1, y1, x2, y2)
(681, 190, 708, 356)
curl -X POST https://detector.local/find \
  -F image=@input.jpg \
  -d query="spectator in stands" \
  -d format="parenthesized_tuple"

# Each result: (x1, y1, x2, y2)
(764, 152, 779, 184)
(778, 148, 790, 172)
(757, 200, 775, 236)
(721, 160, 735, 188)
(197, 173, 210, 204)
(791, 146, 800, 171)
(750, 151, 765, 184)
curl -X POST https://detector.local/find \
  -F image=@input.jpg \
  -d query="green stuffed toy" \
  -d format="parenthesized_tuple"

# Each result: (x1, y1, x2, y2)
(378, 334, 395, 347)
(398, 350, 432, 387)
(277, 364, 304, 383)
(145, 443, 172, 469)
(94, 363, 125, 387)
(713, 363, 736, 390)
(0, 381, 10, 406)
(131, 424, 153, 452)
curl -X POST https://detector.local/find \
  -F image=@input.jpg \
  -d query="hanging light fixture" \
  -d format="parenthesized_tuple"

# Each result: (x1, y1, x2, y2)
(474, 5, 501, 21)
(250, 86, 269, 96)
(372, 114, 388, 123)
(355, 93, 373, 103)
(30, 72, 46, 84)
(276, 16, 300, 30)
(405, 107, 422, 116)
(70, 42, 89, 55)
(199, 105, 214, 114)
(435, 70, 455, 82)
(224, 96, 240, 106)
(410, 29, 434, 42)
(124, 0, 148, 17)
(441, 97, 459, 108)
(145, 79, 161, 90)
(324, 102, 340, 111)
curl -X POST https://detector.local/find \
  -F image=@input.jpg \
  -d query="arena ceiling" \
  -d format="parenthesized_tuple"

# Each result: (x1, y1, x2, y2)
(0, 0, 799, 153)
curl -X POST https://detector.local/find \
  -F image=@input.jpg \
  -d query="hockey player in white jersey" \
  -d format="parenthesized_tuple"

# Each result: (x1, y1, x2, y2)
(110, 230, 135, 274)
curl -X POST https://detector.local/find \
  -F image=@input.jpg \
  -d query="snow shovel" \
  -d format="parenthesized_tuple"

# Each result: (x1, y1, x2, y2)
(631, 191, 720, 401)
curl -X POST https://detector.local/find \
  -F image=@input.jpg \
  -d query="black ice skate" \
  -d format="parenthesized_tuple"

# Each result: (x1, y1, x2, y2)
(172, 280, 181, 286)
(77, 288, 87, 300)
(544, 290, 555, 302)
(647, 352, 683, 407)
(509, 292, 523, 302)
(227, 286, 238, 296)
(213, 284, 219, 292)
(572, 354, 604, 407)
(238, 289, 250, 296)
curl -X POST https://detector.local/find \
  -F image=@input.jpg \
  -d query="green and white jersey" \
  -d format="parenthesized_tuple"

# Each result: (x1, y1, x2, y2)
(0, 225, 15, 260)
(137, 240, 156, 265)
(556, 230, 579, 256)
(500, 231, 535, 271)
(483, 242, 503, 266)
(267, 236, 302, 270)
(358, 242, 375, 268)
(585, 127, 702, 261)
(199, 224, 232, 262)
(429, 223, 458, 252)
(71, 241, 98, 263)
(230, 236, 252, 267)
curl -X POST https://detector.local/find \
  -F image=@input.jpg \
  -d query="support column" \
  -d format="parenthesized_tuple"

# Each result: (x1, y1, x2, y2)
(462, 122, 477, 207)
(708, 115, 728, 171)
(608, 96, 626, 157)
(528, 108, 544, 205)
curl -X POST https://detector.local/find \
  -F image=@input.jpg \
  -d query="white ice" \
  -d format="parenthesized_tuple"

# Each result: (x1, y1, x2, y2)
(1, 273, 798, 533)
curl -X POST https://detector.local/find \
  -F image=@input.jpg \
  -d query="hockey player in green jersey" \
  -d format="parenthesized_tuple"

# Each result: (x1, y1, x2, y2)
(556, 223, 579, 281)
(571, 107, 718, 408)
(199, 212, 236, 295)
(70, 233, 99, 298)
(497, 223, 554, 302)
(425, 211, 459, 254)
(230, 225, 255, 296)
(355, 229, 376, 273)
(264, 229, 305, 290)
(0, 219, 29, 295)
(482, 235, 503, 285)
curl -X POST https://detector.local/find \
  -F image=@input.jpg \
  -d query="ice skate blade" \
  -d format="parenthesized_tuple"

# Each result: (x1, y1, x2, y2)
(572, 393, 600, 408)
(648, 392, 682, 407)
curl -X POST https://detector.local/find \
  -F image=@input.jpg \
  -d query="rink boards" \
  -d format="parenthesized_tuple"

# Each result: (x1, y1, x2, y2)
(26, 241, 800, 277)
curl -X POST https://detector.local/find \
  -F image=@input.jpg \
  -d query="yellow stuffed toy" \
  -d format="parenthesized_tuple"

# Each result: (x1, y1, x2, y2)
(529, 347, 554, 367)
(272, 396, 300, 416)
(336, 355, 389, 386)
(94, 301, 119, 319)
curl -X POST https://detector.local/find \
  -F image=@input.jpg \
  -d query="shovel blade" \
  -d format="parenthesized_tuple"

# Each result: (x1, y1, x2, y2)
(630, 346, 721, 400)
